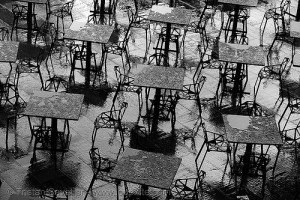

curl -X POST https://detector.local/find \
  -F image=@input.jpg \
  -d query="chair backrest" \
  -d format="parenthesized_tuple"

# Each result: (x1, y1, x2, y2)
(148, 53, 168, 66)
(12, 4, 28, 21)
(0, 27, 9, 41)
(118, 102, 128, 121)
(89, 148, 116, 179)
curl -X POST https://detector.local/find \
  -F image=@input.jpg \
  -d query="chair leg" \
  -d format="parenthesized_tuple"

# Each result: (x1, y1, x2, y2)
(91, 127, 98, 148)
(84, 174, 97, 200)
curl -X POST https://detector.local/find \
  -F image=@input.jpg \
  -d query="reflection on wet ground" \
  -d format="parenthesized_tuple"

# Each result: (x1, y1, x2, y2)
(0, 0, 300, 199)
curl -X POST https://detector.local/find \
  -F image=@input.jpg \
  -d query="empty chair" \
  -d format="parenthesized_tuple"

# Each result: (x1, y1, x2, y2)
(103, 23, 133, 75)
(11, 3, 38, 40)
(47, 0, 74, 38)
(176, 64, 206, 117)
(126, 5, 151, 56)
(84, 147, 117, 200)
(196, 122, 231, 173)
(169, 170, 206, 200)
(92, 101, 128, 148)
(259, 0, 291, 45)
(254, 57, 290, 104)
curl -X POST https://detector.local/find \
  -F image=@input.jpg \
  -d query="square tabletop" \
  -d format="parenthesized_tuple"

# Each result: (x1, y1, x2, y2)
(290, 21, 300, 38)
(132, 64, 185, 90)
(17, 42, 42, 60)
(64, 22, 114, 44)
(218, 42, 266, 66)
(9, 194, 44, 200)
(218, 0, 258, 7)
(222, 114, 283, 145)
(23, 91, 84, 120)
(148, 5, 193, 25)
(110, 148, 182, 190)
(0, 41, 19, 62)
(16, 0, 48, 4)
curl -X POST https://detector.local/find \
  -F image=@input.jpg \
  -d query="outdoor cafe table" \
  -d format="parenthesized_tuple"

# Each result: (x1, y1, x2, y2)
(148, 5, 192, 66)
(131, 64, 185, 135)
(64, 22, 114, 87)
(110, 147, 182, 200)
(290, 21, 300, 67)
(217, 42, 266, 107)
(222, 114, 283, 194)
(218, 0, 258, 43)
(22, 91, 84, 168)
(16, 0, 48, 44)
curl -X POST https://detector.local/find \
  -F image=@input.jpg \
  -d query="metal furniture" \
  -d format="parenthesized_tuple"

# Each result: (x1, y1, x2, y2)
(103, 23, 133, 76)
(259, 0, 291, 46)
(88, 0, 116, 25)
(110, 147, 182, 200)
(222, 114, 283, 197)
(216, 42, 266, 107)
(23, 91, 84, 167)
(64, 22, 114, 87)
(290, 20, 300, 67)
(92, 101, 128, 149)
(131, 64, 185, 134)
(218, 0, 258, 43)
(148, 5, 192, 66)
(254, 57, 290, 104)
(84, 147, 117, 200)
(13, 0, 48, 44)
(15, 42, 49, 91)
(0, 41, 23, 107)
(47, 0, 74, 38)
(126, 5, 151, 58)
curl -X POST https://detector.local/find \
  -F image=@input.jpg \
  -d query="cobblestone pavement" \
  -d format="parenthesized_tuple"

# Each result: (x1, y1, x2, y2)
(0, 0, 300, 199)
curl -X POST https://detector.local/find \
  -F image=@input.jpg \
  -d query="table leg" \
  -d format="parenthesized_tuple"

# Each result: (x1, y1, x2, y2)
(232, 63, 242, 107)
(27, 2, 33, 44)
(141, 184, 148, 200)
(296, 0, 300, 21)
(100, 0, 105, 24)
(151, 88, 161, 136)
(51, 118, 58, 168)
(164, 23, 171, 67)
(240, 143, 252, 190)
(85, 41, 92, 88)
(230, 5, 239, 44)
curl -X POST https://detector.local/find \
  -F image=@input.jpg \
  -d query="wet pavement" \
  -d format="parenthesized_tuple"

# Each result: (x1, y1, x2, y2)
(0, 0, 300, 199)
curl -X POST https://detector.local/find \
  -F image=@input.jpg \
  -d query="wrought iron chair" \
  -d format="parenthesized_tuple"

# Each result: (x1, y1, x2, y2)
(47, 0, 74, 38)
(155, 26, 182, 65)
(30, 119, 71, 164)
(196, 122, 231, 173)
(126, 5, 151, 55)
(103, 23, 133, 74)
(92, 101, 128, 148)
(88, 0, 117, 25)
(254, 57, 290, 104)
(69, 41, 99, 85)
(84, 147, 117, 200)
(169, 170, 206, 200)
(114, 65, 142, 111)
(259, 0, 291, 45)
(221, 6, 250, 44)
(0, 27, 9, 41)
(15, 43, 51, 91)
(215, 61, 248, 107)
(176, 64, 206, 117)
(11, 3, 38, 40)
